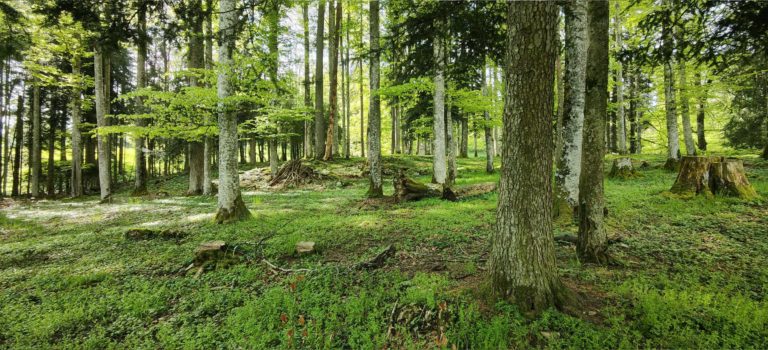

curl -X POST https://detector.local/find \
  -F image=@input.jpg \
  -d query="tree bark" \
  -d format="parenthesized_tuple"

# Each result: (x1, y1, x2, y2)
(314, 0, 326, 159)
(302, 2, 313, 159)
(366, 0, 382, 197)
(459, 117, 468, 158)
(628, 69, 638, 154)
(31, 84, 41, 198)
(614, 2, 627, 154)
(491, 1, 561, 314)
(359, 4, 365, 158)
(47, 100, 56, 196)
(695, 72, 708, 152)
(94, 48, 111, 201)
(324, 0, 340, 160)
(446, 96, 456, 188)
(133, 2, 148, 196)
(482, 63, 494, 173)
(578, 0, 610, 264)
(432, 19, 446, 187)
(215, 0, 250, 223)
(554, 0, 588, 221)
(662, 0, 679, 164)
(12, 95, 22, 196)
(678, 61, 696, 155)
(187, 0, 205, 195)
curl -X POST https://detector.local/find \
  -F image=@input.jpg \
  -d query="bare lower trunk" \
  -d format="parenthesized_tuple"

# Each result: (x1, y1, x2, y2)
(578, 0, 610, 264)
(663, 0, 679, 162)
(482, 64, 494, 173)
(695, 72, 708, 151)
(188, 141, 204, 195)
(679, 61, 696, 155)
(31, 85, 41, 197)
(614, 3, 627, 154)
(446, 97, 456, 187)
(491, 1, 561, 314)
(314, 0, 326, 159)
(12, 95, 22, 196)
(95, 49, 111, 201)
(133, 5, 148, 195)
(366, 0, 382, 197)
(432, 21, 446, 186)
(215, 0, 250, 223)
(269, 139, 279, 176)
(203, 137, 213, 195)
(554, 0, 588, 220)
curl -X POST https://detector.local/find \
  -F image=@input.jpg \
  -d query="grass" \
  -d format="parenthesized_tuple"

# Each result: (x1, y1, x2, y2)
(1, 153, 767, 349)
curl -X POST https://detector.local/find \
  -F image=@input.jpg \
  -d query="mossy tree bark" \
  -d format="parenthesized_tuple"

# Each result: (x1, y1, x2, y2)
(366, 0, 383, 198)
(670, 156, 758, 200)
(608, 157, 638, 179)
(490, 1, 561, 314)
(215, 0, 250, 224)
(578, 0, 610, 265)
(554, 0, 588, 222)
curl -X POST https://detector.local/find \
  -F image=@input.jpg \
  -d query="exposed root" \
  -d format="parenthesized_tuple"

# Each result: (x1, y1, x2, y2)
(269, 159, 323, 187)
(214, 195, 251, 224)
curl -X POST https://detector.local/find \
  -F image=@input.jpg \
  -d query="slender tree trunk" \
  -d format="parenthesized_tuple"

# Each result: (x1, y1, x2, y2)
(662, 0, 679, 163)
(70, 57, 83, 197)
(614, 2, 627, 154)
(314, 0, 326, 159)
(366, 0, 382, 197)
(678, 61, 696, 155)
(446, 96, 456, 187)
(324, 0, 340, 160)
(695, 72, 708, 151)
(31, 84, 41, 198)
(1, 63, 11, 196)
(628, 69, 638, 154)
(302, 2, 313, 159)
(47, 102, 56, 196)
(203, 0, 215, 196)
(94, 48, 111, 201)
(459, 118, 468, 157)
(491, 1, 561, 314)
(482, 63, 494, 173)
(12, 95, 22, 196)
(578, 0, 610, 264)
(432, 20, 446, 187)
(215, 0, 250, 223)
(554, 0, 588, 219)
(187, 0, 205, 195)
(133, 3, 148, 195)
(345, 8, 351, 158)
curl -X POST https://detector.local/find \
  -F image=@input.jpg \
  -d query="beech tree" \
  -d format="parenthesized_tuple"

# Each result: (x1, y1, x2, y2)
(366, 0, 382, 198)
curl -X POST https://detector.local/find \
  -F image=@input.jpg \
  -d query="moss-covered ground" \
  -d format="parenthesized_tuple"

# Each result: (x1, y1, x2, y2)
(1, 154, 767, 349)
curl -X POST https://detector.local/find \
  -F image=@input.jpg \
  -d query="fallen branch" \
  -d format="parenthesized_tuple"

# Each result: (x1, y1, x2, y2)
(356, 245, 396, 270)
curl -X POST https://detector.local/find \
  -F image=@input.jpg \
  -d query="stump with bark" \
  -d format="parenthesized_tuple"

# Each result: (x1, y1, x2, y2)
(670, 156, 758, 200)
(608, 158, 639, 179)
(393, 169, 441, 201)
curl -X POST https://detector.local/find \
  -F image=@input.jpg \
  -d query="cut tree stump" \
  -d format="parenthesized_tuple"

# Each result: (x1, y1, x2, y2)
(670, 156, 758, 199)
(709, 158, 759, 200)
(608, 158, 639, 179)
(192, 241, 242, 270)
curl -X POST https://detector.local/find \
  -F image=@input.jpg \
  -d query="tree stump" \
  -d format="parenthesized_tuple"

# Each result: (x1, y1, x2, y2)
(193, 241, 242, 269)
(608, 158, 639, 179)
(709, 158, 758, 200)
(393, 169, 441, 201)
(670, 156, 758, 199)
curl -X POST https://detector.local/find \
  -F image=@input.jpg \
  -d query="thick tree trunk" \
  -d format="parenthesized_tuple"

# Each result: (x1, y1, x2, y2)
(314, 0, 326, 159)
(215, 0, 250, 223)
(188, 141, 204, 195)
(12, 95, 22, 196)
(554, 0, 588, 221)
(366, 0, 382, 197)
(578, 0, 610, 264)
(94, 49, 111, 201)
(31, 85, 41, 198)
(679, 61, 696, 155)
(432, 21, 446, 187)
(187, 0, 205, 195)
(491, 1, 561, 314)
(269, 139, 279, 176)
(608, 157, 638, 179)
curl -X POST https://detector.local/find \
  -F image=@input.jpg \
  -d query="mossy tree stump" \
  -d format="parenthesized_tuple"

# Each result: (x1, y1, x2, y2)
(393, 170, 441, 201)
(608, 158, 639, 179)
(670, 156, 758, 199)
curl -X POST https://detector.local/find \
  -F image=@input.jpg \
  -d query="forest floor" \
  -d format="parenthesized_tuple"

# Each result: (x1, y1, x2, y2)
(1, 154, 767, 349)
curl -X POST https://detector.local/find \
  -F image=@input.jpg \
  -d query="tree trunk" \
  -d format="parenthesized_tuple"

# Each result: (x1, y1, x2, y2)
(12, 95, 22, 196)
(608, 157, 637, 179)
(459, 117, 468, 158)
(628, 69, 638, 154)
(491, 1, 561, 315)
(133, 3, 148, 195)
(614, 2, 627, 154)
(663, 0, 679, 164)
(249, 138, 257, 165)
(187, 0, 205, 195)
(345, 9, 351, 158)
(70, 56, 84, 197)
(47, 103, 56, 196)
(215, 0, 250, 223)
(269, 139, 279, 176)
(482, 63, 494, 173)
(678, 61, 696, 155)
(31, 84, 41, 198)
(366, 0, 382, 198)
(446, 96, 456, 188)
(578, 0, 610, 264)
(94, 48, 111, 201)
(324, 0, 340, 160)
(554, 0, 588, 221)
(695, 72, 708, 152)
(432, 20, 447, 187)
(670, 156, 758, 200)
(314, 0, 326, 159)
(302, 2, 313, 159)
